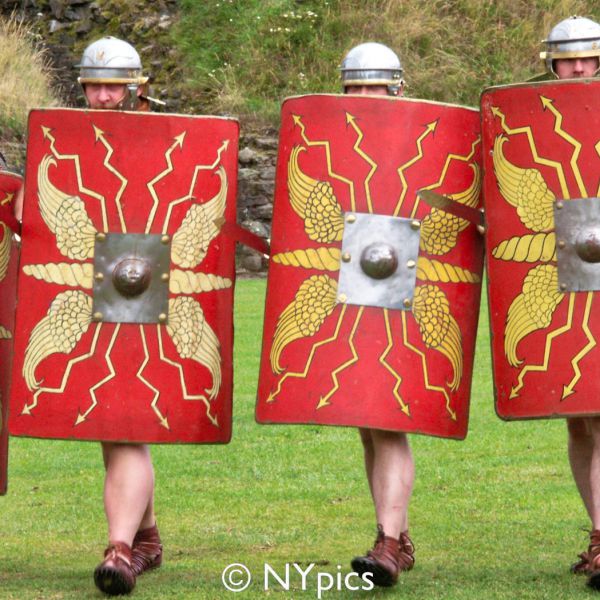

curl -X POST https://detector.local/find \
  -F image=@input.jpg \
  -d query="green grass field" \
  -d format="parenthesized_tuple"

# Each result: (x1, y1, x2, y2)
(0, 279, 590, 599)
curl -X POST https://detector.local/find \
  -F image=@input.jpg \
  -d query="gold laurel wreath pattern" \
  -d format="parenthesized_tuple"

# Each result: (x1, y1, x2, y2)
(272, 247, 341, 271)
(420, 164, 481, 255)
(288, 146, 344, 243)
(23, 263, 94, 288)
(492, 232, 556, 263)
(38, 155, 97, 260)
(167, 296, 222, 399)
(171, 166, 227, 268)
(504, 264, 564, 367)
(412, 284, 462, 391)
(416, 257, 481, 284)
(22, 290, 93, 390)
(270, 274, 338, 374)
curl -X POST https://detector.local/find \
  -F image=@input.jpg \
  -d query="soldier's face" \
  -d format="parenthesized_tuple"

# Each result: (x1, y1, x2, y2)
(84, 83, 128, 109)
(345, 85, 393, 96)
(554, 57, 599, 79)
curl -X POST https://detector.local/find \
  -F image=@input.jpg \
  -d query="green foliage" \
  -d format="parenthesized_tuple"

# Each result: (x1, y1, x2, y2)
(0, 16, 59, 148)
(0, 280, 592, 598)
(175, 0, 597, 121)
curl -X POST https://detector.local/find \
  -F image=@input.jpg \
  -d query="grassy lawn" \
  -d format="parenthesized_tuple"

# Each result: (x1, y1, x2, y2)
(0, 279, 590, 599)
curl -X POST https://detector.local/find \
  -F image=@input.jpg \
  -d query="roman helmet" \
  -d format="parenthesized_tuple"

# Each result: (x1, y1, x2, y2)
(541, 16, 600, 77)
(340, 42, 404, 96)
(77, 36, 148, 109)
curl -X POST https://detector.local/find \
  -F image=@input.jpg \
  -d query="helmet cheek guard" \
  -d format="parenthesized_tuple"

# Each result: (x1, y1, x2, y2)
(340, 42, 404, 96)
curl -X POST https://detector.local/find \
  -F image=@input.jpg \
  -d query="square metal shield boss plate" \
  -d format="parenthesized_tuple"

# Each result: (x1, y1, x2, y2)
(337, 212, 421, 310)
(554, 197, 600, 292)
(92, 233, 171, 324)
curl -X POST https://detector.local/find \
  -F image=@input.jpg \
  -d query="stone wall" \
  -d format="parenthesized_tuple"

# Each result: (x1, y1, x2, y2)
(1, 0, 277, 274)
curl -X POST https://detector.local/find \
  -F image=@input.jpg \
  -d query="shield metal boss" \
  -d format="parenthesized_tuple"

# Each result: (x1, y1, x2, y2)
(9, 108, 239, 444)
(337, 212, 420, 309)
(554, 198, 600, 292)
(92, 233, 171, 324)
(0, 171, 21, 494)
(257, 94, 484, 440)
(482, 78, 600, 420)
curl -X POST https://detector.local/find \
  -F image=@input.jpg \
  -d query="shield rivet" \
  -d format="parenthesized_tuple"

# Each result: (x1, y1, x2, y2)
(406, 259, 416, 269)
(575, 226, 600, 263)
(93, 311, 103, 322)
(359, 242, 398, 280)
(557, 239, 566, 249)
(410, 220, 420, 230)
(158, 313, 168, 323)
(112, 258, 152, 298)
(346, 214, 356, 224)
(556, 201, 564, 210)
(342, 252, 352, 263)
(96, 232, 106, 242)
(94, 272, 104, 281)
(560, 282, 567, 291)
(161, 234, 171, 244)
(403, 298, 412, 308)
(338, 293, 347, 303)
(161, 273, 170, 282)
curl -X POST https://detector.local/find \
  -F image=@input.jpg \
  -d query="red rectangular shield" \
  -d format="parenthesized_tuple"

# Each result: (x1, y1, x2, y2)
(482, 79, 600, 419)
(256, 94, 484, 439)
(9, 109, 238, 443)
(0, 171, 21, 494)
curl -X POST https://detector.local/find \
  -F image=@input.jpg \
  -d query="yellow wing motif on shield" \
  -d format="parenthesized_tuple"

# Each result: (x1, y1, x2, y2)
(270, 275, 338, 374)
(37, 155, 97, 260)
(167, 296, 221, 399)
(171, 166, 227, 268)
(288, 146, 344, 243)
(505, 264, 564, 367)
(22, 290, 93, 391)
(493, 135, 555, 232)
(420, 164, 481, 255)
(0, 223, 10, 281)
(412, 285, 462, 391)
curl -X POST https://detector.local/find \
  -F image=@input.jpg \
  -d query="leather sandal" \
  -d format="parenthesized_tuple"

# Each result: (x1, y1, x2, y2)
(351, 524, 415, 587)
(94, 541, 136, 595)
(131, 523, 163, 576)
(587, 530, 600, 589)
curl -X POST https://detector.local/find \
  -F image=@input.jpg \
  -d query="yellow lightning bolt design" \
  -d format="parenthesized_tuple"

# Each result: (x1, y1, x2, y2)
(416, 136, 481, 218)
(267, 304, 347, 404)
(156, 324, 218, 427)
(540, 96, 587, 198)
(137, 325, 169, 429)
(76, 324, 119, 425)
(510, 293, 574, 398)
(292, 114, 356, 211)
(0, 193, 13, 206)
(316, 306, 363, 409)
(93, 126, 128, 233)
(345, 112, 377, 213)
(145, 132, 185, 233)
(23, 323, 102, 417)
(161, 139, 230, 234)
(379, 308, 410, 415)
(563, 292, 596, 399)
(491, 106, 569, 199)
(401, 311, 456, 420)
(42, 126, 109, 231)
(394, 120, 438, 217)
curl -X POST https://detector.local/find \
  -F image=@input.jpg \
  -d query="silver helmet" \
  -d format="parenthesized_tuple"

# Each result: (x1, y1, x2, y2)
(340, 42, 404, 96)
(540, 16, 600, 76)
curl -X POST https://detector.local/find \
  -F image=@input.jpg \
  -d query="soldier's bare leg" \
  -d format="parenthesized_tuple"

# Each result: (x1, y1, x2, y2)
(568, 417, 594, 523)
(367, 429, 413, 536)
(101, 442, 156, 545)
(353, 428, 415, 585)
